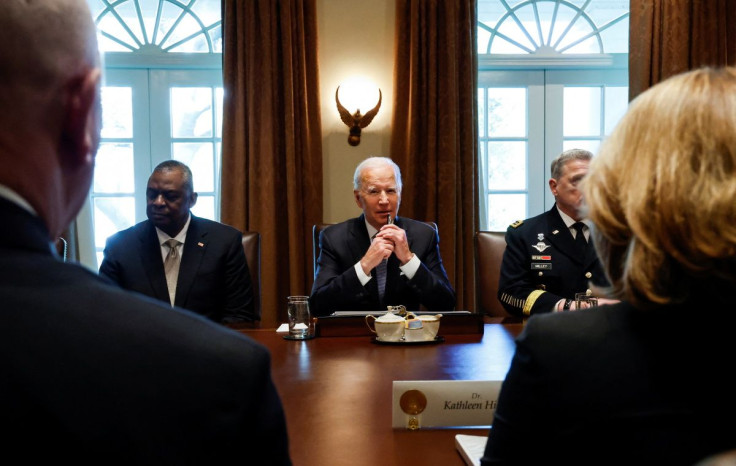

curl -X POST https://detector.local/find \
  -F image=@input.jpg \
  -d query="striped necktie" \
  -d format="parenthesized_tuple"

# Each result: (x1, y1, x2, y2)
(372, 233, 387, 303)
(376, 258, 387, 303)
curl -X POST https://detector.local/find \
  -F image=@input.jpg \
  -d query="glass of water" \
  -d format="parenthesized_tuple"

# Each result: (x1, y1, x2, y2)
(285, 296, 314, 340)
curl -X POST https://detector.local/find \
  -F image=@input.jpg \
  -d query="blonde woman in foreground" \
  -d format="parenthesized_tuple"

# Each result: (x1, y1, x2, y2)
(481, 67, 736, 465)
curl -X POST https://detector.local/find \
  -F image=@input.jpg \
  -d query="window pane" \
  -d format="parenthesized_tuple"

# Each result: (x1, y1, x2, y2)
(488, 194, 527, 231)
(488, 141, 526, 190)
(97, 36, 131, 52)
(101, 87, 133, 138)
(173, 142, 215, 192)
(564, 87, 601, 137)
(604, 86, 629, 135)
(488, 88, 526, 137)
(191, 0, 222, 30)
(94, 197, 135, 248)
(563, 140, 600, 155)
(191, 195, 215, 220)
(168, 34, 211, 53)
(564, 37, 600, 54)
(478, 88, 487, 138)
(208, 25, 223, 54)
(216, 142, 222, 180)
(598, 17, 629, 54)
(171, 87, 213, 138)
(535, 2, 557, 43)
(215, 87, 224, 137)
(495, 16, 535, 53)
(110, 0, 144, 45)
(94, 143, 135, 193)
(96, 14, 136, 51)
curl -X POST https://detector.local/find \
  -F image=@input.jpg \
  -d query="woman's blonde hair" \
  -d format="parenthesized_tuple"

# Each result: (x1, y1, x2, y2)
(584, 67, 736, 308)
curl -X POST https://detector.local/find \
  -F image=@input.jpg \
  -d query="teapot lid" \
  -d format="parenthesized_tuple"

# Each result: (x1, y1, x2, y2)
(375, 311, 405, 322)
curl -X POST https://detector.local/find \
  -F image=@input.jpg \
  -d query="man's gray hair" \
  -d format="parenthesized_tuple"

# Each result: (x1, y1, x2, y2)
(353, 156, 403, 192)
(550, 149, 593, 179)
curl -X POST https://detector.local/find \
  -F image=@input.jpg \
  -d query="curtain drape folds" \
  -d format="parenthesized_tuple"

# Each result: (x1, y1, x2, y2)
(221, 0, 323, 327)
(629, 0, 736, 100)
(391, 0, 478, 312)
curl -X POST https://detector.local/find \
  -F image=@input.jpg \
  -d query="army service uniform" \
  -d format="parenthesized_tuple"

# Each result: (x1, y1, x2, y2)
(497, 205, 608, 317)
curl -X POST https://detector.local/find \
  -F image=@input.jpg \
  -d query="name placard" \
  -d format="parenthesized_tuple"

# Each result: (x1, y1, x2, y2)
(392, 380, 502, 430)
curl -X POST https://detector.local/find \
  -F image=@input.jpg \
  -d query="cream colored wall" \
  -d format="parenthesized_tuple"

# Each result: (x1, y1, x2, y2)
(316, 0, 395, 223)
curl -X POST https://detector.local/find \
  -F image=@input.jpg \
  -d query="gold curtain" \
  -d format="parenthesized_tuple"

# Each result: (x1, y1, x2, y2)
(221, 0, 323, 328)
(629, 0, 736, 100)
(391, 0, 478, 312)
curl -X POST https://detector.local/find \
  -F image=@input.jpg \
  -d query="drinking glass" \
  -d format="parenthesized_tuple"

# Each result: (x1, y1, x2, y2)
(286, 296, 314, 340)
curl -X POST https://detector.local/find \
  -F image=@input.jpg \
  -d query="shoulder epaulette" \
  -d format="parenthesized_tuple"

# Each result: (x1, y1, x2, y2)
(510, 219, 523, 228)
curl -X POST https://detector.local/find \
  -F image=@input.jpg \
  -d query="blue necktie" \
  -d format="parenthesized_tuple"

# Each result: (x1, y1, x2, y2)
(372, 233, 388, 303)
(376, 258, 387, 303)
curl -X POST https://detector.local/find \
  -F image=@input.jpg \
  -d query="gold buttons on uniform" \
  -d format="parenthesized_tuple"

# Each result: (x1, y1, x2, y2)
(585, 272, 592, 278)
(538, 271, 543, 276)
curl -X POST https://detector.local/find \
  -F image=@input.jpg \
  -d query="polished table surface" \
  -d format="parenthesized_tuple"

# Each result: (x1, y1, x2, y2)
(240, 322, 524, 466)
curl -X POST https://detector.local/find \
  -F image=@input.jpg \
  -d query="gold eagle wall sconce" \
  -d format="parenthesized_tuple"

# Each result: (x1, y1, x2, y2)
(335, 86, 382, 146)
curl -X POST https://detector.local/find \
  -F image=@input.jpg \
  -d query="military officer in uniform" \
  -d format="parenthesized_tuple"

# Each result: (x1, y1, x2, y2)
(497, 149, 616, 317)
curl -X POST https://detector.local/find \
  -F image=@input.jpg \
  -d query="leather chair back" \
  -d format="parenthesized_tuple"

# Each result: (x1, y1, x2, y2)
(312, 224, 333, 279)
(241, 231, 261, 318)
(474, 231, 512, 318)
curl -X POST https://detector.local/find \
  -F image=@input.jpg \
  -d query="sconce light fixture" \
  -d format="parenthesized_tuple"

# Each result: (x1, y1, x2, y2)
(335, 85, 382, 146)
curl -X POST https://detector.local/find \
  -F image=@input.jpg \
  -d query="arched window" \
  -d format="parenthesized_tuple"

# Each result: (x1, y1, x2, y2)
(477, 0, 629, 230)
(80, 0, 223, 269)
(93, 0, 222, 53)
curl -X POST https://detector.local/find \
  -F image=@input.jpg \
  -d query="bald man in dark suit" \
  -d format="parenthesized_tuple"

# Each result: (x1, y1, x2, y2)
(0, 1, 288, 462)
(99, 160, 257, 325)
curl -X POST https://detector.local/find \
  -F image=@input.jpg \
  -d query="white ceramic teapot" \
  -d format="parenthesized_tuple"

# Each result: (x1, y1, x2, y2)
(365, 311, 405, 342)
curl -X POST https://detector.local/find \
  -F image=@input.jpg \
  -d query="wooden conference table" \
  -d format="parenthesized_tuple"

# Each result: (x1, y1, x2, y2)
(240, 319, 524, 466)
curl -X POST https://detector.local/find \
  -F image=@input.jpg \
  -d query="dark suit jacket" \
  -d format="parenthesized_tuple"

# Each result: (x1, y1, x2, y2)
(498, 205, 608, 316)
(0, 198, 290, 464)
(99, 216, 257, 323)
(309, 214, 455, 316)
(482, 300, 736, 465)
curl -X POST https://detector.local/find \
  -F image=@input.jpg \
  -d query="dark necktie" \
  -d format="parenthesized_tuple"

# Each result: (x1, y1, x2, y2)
(376, 259, 387, 303)
(572, 222, 587, 257)
(372, 233, 387, 303)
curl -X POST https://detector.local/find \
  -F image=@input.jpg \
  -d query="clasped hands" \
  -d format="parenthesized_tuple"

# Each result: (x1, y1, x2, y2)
(360, 224, 413, 275)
